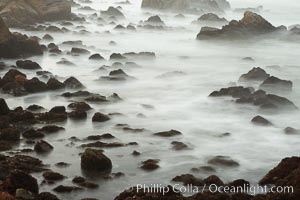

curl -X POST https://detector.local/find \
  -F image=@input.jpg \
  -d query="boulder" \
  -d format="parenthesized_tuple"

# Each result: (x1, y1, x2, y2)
(22, 129, 45, 139)
(68, 102, 91, 111)
(43, 171, 64, 181)
(53, 185, 83, 193)
(154, 129, 182, 137)
(260, 76, 293, 90)
(251, 115, 272, 126)
(0, 0, 72, 27)
(100, 7, 125, 19)
(24, 78, 48, 93)
(0, 128, 20, 141)
(144, 15, 165, 26)
(239, 67, 270, 81)
(208, 156, 239, 167)
(81, 148, 112, 173)
(172, 174, 204, 186)
(197, 13, 227, 23)
(71, 47, 90, 55)
(63, 77, 84, 89)
(197, 11, 279, 40)
(89, 53, 104, 60)
(34, 140, 53, 153)
(1, 170, 38, 195)
(49, 106, 66, 114)
(92, 112, 110, 122)
(140, 159, 160, 171)
(16, 60, 41, 70)
(68, 110, 87, 120)
(284, 127, 300, 135)
(47, 78, 65, 90)
(0, 98, 10, 115)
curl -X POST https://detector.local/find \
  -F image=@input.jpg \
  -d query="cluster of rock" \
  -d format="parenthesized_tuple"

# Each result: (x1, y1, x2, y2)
(115, 156, 300, 199)
(209, 67, 297, 111)
(197, 11, 286, 40)
(0, 0, 72, 27)
(0, 17, 43, 58)
(141, 0, 230, 14)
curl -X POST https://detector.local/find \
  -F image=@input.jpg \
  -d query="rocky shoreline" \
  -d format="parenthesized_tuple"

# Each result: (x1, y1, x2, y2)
(1, 0, 300, 199)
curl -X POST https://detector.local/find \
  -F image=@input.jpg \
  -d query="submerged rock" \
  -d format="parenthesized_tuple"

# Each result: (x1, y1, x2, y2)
(92, 112, 110, 122)
(154, 129, 182, 137)
(260, 76, 293, 91)
(140, 159, 160, 171)
(208, 156, 239, 167)
(251, 115, 272, 126)
(172, 174, 204, 186)
(100, 7, 125, 19)
(81, 148, 112, 173)
(34, 140, 54, 153)
(16, 60, 42, 70)
(239, 67, 270, 81)
(63, 77, 84, 89)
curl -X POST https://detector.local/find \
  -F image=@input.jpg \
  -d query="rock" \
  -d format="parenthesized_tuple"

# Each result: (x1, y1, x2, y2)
(43, 171, 64, 181)
(284, 127, 300, 135)
(110, 53, 126, 60)
(140, 159, 160, 171)
(228, 179, 250, 188)
(197, 13, 227, 23)
(89, 53, 104, 60)
(43, 34, 53, 41)
(53, 185, 83, 193)
(22, 129, 45, 139)
(92, 112, 110, 122)
(72, 176, 99, 189)
(144, 15, 165, 26)
(49, 106, 66, 114)
(81, 148, 113, 173)
(0, 0, 71, 27)
(239, 67, 270, 81)
(171, 141, 188, 150)
(63, 77, 84, 89)
(36, 192, 59, 200)
(259, 157, 300, 187)
(34, 140, 53, 153)
(260, 76, 293, 90)
(68, 110, 87, 120)
(81, 141, 125, 148)
(251, 115, 272, 126)
(197, 11, 279, 40)
(0, 98, 10, 115)
(0, 18, 43, 58)
(71, 47, 90, 55)
(26, 104, 44, 111)
(0, 192, 15, 200)
(1, 170, 38, 195)
(209, 86, 253, 98)
(208, 156, 239, 167)
(47, 78, 65, 90)
(24, 78, 48, 93)
(38, 125, 65, 134)
(16, 60, 41, 70)
(0, 128, 20, 141)
(154, 129, 182, 137)
(101, 7, 125, 19)
(86, 133, 115, 140)
(172, 174, 204, 186)
(191, 166, 216, 173)
(68, 102, 91, 111)
(132, 150, 141, 156)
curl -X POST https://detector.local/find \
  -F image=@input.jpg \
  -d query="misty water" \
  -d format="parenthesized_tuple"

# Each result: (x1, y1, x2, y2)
(2, 0, 300, 199)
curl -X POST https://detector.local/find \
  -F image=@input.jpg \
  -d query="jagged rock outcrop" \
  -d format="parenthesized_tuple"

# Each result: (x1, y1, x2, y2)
(0, 0, 72, 27)
(197, 11, 283, 40)
(141, 0, 230, 14)
(0, 17, 43, 58)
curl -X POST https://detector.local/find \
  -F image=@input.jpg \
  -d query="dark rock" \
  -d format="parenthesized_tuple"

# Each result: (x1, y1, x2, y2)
(47, 78, 65, 90)
(259, 157, 300, 187)
(209, 86, 253, 98)
(228, 179, 250, 188)
(101, 7, 125, 18)
(110, 53, 126, 60)
(260, 76, 293, 90)
(154, 129, 182, 137)
(81, 141, 125, 148)
(43, 34, 54, 41)
(1, 170, 38, 195)
(89, 53, 104, 60)
(81, 148, 112, 173)
(63, 77, 84, 89)
(34, 140, 53, 153)
(38, 125, 65, 134)
(284, 127, 300, 135)
(92, 112, 110, 122)
(0, 128, 20, 141)
(132, 150, 141, 156)
(43, 171, 64, 181)
(86, 133, 115, 140)
(172, 174, 204, 186)
(0, 20, 43, 58)
(203, 175, 224, 186)
(24, 78, 48, 93)
(208, 156, 239, 167)
(197, 11, 278, 40)
(26, 104, 44, 111)
(68, 110, 87, 120)
(55, 162, 70, 168)
(140, 159, 160, 171)
(53, 185, 83, 193)
(191, 166, 216, 173)
(36, 192, 59, 200)
(68, 102, 91, 111)
(49, 106, 66, 114)
(71, 47, 90, 55)
(16, 60, 41, 70)
(22, 129, 45, 139)
(0, 98, 10, 115)
(197, 13, 227, 23)
(144, 15, 165, 26)
(251, 115, 272, 126)
(171, 141, 188, 150)
(239, 67, 270, 81)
